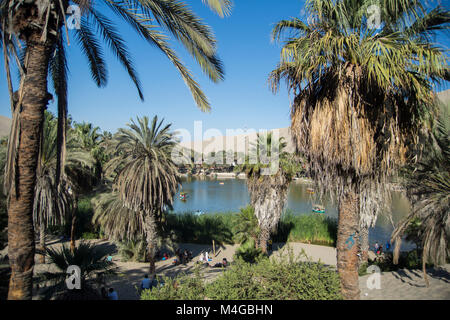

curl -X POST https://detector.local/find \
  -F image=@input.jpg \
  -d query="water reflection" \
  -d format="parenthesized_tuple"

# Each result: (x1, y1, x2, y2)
(172, 177, 413, 250)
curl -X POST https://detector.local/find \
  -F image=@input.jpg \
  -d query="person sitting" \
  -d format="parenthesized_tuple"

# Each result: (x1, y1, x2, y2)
(141, 274, 152, 290)
(212, 258, 228, 268)
(183, 249, 189, 264)
(198, 252, 205, 264)
(108, 287, 118, 300)
(377, 245, 383, 255)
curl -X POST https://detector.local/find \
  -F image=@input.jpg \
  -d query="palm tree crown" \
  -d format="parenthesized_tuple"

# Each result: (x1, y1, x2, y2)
(270, 0, 449, 229)
(106, 116, 180, 214)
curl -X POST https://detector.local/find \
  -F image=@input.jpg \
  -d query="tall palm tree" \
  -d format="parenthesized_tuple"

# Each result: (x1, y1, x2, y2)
(1, 0, 230, 299)
(33, 112, 94, 263)
(237, 132, 300, 254)
(391, 101, 449, 287)
(269, 0, 449, 299)
(72, 121, 104, 185)
(104, 115, 180, 274)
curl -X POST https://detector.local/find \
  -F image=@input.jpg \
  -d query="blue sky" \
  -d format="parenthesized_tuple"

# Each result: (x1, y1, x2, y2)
(0, 0, 449, 137)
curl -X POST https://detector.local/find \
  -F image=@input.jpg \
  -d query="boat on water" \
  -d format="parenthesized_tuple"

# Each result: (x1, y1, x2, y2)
(194, 210, 204, 216)
(180, 192, 188, 201)
(306, 187, 315, 194)
(312, 204, 325, 214)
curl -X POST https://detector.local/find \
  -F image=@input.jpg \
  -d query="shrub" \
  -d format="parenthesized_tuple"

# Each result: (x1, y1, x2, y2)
(164, 212, 235, 245)
(234, 239, 264, 264)
(118, 240, 147, 262)
(81, 232, 99, 240)
(165, 210, 337, 247)
(274, 212, 337, 246)
(141, 251, 342, 300)
(141, 268, 205, 300)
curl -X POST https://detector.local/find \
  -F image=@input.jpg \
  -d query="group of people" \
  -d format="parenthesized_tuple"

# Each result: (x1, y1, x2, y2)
(100, 274, 165, 300)
(374, 241, 391, 255)
(197, 252, 228, 268)
(172, 248, 193, 265)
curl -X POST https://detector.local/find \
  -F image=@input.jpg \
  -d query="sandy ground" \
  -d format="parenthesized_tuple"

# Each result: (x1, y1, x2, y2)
(16, 239, 449, 300)
(359, 264, 450, 300)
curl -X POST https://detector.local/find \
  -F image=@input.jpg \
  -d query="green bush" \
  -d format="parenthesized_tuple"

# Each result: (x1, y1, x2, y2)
(358, 262, 368, 276)
(81, 232, 99, 240)
(164, 212, 235, 245)
(141, 251, 342, 300)
(234, 240, 264, 264)
(274, 212, 337, 246)
(141, 268, 205, 300)
(118, 240, 147, 262)
(165, 210, 337, 247)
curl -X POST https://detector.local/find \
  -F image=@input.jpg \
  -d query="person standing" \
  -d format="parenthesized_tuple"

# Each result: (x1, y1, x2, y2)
(108, 287, 118, 300)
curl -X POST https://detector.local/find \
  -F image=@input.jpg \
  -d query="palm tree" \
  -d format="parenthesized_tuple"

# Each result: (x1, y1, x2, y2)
(33, 112, 94, 263)
(269, 0, 449, 299)
(233, 205, 260, 246)
(72, 121, 104, 186)
(37, 242, 116, 300)
(1, 0, 230, 299)
(103, 115, 180, 274)
(237, 132, 300, 254)
(391, 101, 449, 287)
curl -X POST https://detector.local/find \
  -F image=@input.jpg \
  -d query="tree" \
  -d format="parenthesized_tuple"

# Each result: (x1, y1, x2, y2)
(33, 112, 94, 262)
(269, 0, 449, 299)
(103, 116, 180, 274)
(1, 0, 230, 299)
(391, 101, 450, 287)
(72, 121, 104, 187)
(37, 242, 116, 300)
(236, 132, 300, 254)
(233, 206, 260, 246)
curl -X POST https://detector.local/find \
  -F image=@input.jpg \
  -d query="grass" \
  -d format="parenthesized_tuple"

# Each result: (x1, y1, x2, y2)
(275, 212, 337, 246)
(164, 210, 337, 247)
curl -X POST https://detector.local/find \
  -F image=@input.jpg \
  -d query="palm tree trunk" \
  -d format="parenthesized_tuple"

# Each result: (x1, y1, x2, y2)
(258, 225, 270, 255)
(144, 213, 157, 275)
(359, 225, 369, 265)
(70, 197, 78, 253)
(7, 37, 52, 300)
(336, 189, 361, 300)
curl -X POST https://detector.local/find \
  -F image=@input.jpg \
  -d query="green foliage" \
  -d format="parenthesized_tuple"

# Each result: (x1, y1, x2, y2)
(369, 250, 432, 272)
(234, 239, 264, 264)
(358, 262, 368, 276)
(118, 240, 147, 262)
(37, 242, 116, 300)
(165, 210, 337, 246)
(233, 206, 259, 244)
(274, 212, 337, 246)
(141, 251, 342, 300)
(74, 198, 99, 237)
(165, 212, 235, 245)
(404, 217, 424, 250)
(141, 268, 205, 300)
(81, 232, 100, 240)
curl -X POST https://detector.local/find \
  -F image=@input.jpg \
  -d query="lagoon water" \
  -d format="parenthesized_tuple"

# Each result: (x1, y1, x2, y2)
(172, 177, 414, 250)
